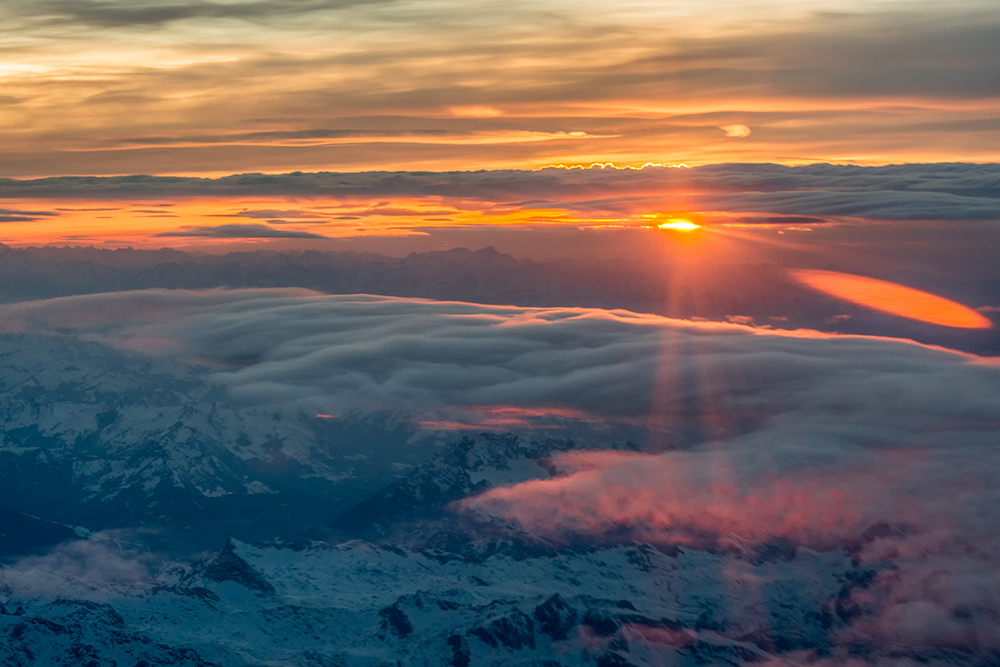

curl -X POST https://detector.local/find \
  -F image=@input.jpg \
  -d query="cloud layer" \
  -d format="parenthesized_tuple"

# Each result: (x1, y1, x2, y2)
(3, 289, 999, 425)
(4, 287, 1000, 654)
(3, 163, 999, 224)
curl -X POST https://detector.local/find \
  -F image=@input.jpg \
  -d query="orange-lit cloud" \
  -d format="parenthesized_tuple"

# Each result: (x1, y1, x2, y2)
(2, 2, 1000, 177)
(416, 405, 596, 431)
(791, 269, 992, 329)
(460, 444, 1000, 655)
(461, 450, 885, 550)
(102, 129, 611, 149)
(720, 124, 751, 138)
(3, 163, 998, 247)
(448, 106, 504, 118)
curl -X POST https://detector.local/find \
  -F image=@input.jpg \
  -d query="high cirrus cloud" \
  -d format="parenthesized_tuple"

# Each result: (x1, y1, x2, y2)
(6, 0, 371, 28)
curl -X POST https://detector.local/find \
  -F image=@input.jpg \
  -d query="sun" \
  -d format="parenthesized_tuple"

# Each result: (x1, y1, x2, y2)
(656, 218, 701, 231)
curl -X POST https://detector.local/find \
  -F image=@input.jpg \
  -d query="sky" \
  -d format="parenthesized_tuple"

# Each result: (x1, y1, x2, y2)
(2, 0, 999, 177)
(0, 0, 985, 258)
(0, 3, 996, 409)
(3, 3, 1000, 658)
(0, 0, 997, 372)
(0, 0, 998, 248)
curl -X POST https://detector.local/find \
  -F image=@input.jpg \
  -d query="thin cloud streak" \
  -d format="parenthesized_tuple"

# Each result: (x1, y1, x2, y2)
(154, 223, 328, 238)
(108, 129, 610, 149)
(6, 0, 373, 28)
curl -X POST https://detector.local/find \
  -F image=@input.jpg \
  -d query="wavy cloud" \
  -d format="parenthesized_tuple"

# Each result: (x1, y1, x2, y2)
(2, 289, 998, 426)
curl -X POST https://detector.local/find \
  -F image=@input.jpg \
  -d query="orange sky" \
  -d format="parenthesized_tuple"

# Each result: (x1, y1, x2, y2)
(0, 194, 625, 247)
(0, 159, 997, 250)
(1, 1, 998, 250)
(1, 0, 999, 182)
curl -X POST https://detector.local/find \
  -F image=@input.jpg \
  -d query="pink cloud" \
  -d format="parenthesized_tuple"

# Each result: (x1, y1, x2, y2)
(621, 624, 696, 647)
(456, 448, 986, 556)
(462, 447, 1000, 656)
(459, 450, 903, 550)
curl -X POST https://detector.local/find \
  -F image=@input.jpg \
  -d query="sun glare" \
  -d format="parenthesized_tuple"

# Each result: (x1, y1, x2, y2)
(790, 269, 992, 329)
(657, 219, 701, 231)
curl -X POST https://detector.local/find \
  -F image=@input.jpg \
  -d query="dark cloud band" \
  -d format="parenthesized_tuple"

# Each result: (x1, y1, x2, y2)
(154, 223, 327, 239)
(2, 163, 998, 221)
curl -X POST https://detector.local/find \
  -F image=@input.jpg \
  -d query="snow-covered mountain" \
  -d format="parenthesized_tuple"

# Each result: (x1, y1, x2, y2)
(328, 432, 640, 543)
(2, 326, 996, 666)
(0, 329, 644, 553)
(3, 427, 990, 666)
(152, 537, 864, 666)
(2, 533, 861, 666)
(0, 333, 435, 550)
(8, 520, 977, 666)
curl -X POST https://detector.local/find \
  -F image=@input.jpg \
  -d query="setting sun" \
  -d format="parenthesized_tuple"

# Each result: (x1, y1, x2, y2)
(657, 219, 701, 231)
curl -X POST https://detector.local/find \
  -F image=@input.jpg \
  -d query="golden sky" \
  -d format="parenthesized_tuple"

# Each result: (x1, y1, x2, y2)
(2, 0, 1000, 180)
(0, 161, 998, 248)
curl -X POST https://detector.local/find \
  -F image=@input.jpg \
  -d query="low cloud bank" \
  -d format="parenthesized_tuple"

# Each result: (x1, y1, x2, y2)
(4, 289, 999, 432)
(4, 288, 1000, 653)
(0, 532, 162, 601)
(2, 162, 999, 221)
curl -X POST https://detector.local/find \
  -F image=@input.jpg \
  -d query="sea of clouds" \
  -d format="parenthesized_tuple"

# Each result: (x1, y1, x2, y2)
(2, 288, 1000, 653)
